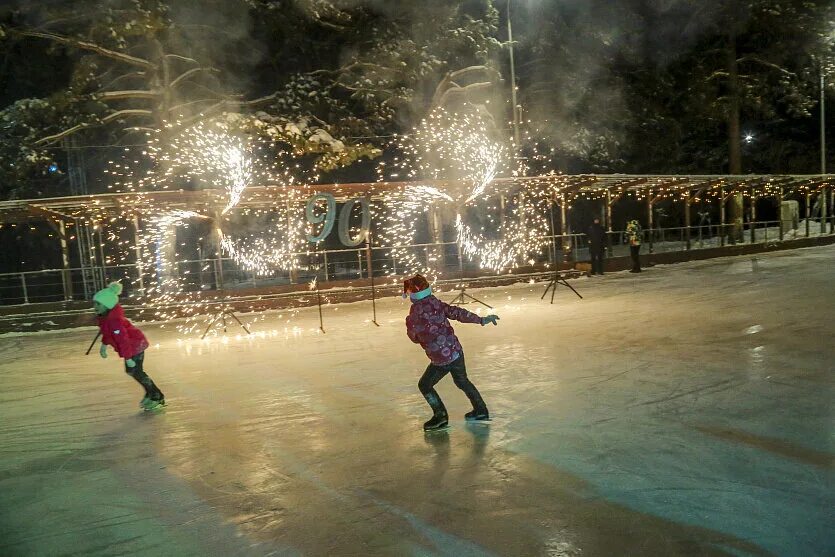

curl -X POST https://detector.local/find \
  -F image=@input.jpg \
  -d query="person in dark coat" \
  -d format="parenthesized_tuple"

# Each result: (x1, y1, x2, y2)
(587, 217, 607, 275)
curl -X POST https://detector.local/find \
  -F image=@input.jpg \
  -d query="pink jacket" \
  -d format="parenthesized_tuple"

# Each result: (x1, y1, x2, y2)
(406, 295, 482, 365)
(97, 304, 149, 359)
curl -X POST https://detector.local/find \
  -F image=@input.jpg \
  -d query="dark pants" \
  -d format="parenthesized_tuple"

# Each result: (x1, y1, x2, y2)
(125, 351, 164, 401)
(630, 245, 642, 272)
(589, 246, 605, 274)
(418, 354, 486, 417)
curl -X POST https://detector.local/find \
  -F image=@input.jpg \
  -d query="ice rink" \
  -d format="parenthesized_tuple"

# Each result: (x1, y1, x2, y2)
(1, 245, 833, 556)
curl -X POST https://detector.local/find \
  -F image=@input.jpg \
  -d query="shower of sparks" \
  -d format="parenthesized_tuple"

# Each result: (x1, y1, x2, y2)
(161, 122, 310, 277)
(105, 120, 298, 196)
(99, 110, 561, 337)
(135, 210, 217, 334)
(376, 108, 551, 274)
(169, 125, 255, 214)
(378, 108, 506, 207)
(372, 185, 455, 276)
(217, 190, 307, 276)
(146, 210, 206, 295)
(110, 119, 321, 272)
(454, 201, 549, 271)
(106, 119, 315, 334)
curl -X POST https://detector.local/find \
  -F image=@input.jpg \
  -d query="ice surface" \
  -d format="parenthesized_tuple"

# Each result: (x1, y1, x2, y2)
(1, 246, 834, 556)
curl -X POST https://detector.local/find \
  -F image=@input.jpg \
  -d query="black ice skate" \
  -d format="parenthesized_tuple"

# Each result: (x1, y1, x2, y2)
(465, 409, 490, 421)
(423, 413, 449, 431)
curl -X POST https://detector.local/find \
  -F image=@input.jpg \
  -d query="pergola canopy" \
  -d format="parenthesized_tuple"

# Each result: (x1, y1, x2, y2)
(0, 173, 832, 223)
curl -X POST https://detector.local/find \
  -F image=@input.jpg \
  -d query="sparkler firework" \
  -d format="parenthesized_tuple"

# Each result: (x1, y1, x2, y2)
(376, 108, 550, 274)
(104, 108, 556, 336)
(108, 119, 315, 334)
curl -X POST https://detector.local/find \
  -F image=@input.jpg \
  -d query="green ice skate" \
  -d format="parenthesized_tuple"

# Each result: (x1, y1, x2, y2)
(141, 397, 166, 411)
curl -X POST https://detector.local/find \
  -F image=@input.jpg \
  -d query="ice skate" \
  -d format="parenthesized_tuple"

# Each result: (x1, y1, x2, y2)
(423, 413, 449, 431)
(465, 409, 490, 422)
(142, 398, 166, 411)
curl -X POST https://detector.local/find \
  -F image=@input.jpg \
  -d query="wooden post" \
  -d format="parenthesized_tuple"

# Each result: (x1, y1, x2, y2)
(365, 242, 373, 280)
(605, 190, 613, 257)
(547, 198, 557, 265)
(560, 200, 570, 261)
(684, 196, 691, 251)
(428, 206, 445, 272)
(778, 186, 784, 241)
(215, 255, 225, 289)
(85, 221, 101, 290)
(209, 210, 225, 290)
(19, 273, 28, 303)
(366, 231, 379, 326)
(96, 222, 107, 286)
(132, 215, 144, 293)
(285, 198, 298, 284)
(57, 219, 73, 301)
(647, 195, 654, 254)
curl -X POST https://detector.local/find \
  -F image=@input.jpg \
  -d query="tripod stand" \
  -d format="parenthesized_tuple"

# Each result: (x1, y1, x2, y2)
(449, 287, 492, 308)
(201, 306, 252, 339)
(449, 242, 492, 309)
(541, 270, 583, 304)
(541, 206, 582, 305)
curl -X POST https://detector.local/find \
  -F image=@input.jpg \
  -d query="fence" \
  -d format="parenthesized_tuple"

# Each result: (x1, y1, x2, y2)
(1, 218, 831, 306)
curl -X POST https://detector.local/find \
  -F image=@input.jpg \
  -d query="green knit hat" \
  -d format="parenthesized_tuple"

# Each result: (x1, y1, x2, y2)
(93, 281, 123, 310)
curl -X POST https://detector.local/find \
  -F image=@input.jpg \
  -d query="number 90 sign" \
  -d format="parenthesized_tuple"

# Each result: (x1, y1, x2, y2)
(305, 193, 370, 247)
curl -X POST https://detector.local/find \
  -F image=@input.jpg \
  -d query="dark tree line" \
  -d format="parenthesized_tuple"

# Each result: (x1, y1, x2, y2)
(0, 0, 832, 200)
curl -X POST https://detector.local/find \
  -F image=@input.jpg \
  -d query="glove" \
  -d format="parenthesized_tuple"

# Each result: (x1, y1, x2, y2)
(99, 344, 107, 359)
(125, 358, 136, 368)
(481, 314, 500, 326)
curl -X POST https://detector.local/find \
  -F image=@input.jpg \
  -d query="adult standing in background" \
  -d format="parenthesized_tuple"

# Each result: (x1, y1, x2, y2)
(587, 217, 606, 275)
(626, 219, 642, 273)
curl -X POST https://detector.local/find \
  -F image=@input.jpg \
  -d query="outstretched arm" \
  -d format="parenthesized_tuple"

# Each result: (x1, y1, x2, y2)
(442, 302, 484, 325)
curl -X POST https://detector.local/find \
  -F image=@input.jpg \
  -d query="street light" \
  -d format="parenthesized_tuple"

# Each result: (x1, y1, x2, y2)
(820, 26, 834, 233)
(506, 0, 521, 147)
(821, 68, 826, 175)
(821, 55, 831, 233)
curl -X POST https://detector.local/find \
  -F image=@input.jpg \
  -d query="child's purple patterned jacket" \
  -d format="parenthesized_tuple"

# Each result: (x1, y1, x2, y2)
(406, 295, 482, 365)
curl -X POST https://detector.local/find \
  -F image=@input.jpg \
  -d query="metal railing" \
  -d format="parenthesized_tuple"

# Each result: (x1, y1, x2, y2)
(1, 218, 832, 306)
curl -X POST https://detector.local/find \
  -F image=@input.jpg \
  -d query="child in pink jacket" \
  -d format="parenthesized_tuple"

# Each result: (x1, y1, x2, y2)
(404, 274, 498, 431)
(94, 282, 165, 410)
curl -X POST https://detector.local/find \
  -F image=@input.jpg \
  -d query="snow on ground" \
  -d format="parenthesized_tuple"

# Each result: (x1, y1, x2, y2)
(1, 245, 833, 556)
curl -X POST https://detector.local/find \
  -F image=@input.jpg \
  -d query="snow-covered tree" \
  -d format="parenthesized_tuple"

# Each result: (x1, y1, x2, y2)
(0, 0, 502, 197)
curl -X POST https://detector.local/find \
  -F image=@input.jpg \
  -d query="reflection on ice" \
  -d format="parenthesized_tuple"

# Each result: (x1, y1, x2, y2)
(0, 245, 833, 555)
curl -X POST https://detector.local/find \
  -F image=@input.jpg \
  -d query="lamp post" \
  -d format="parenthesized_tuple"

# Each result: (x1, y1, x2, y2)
(821, 66, 829, 233)
(821, 70, 826, 176)
(507, 0, 521, 147)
